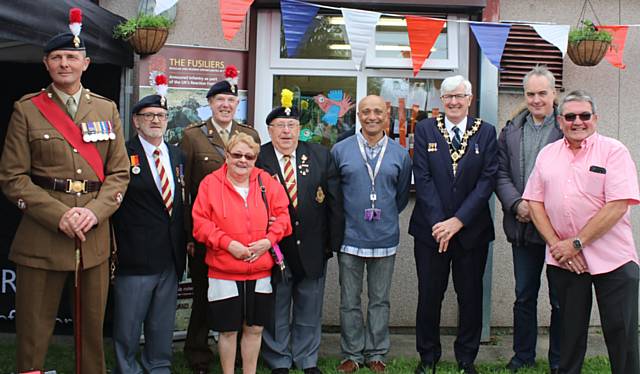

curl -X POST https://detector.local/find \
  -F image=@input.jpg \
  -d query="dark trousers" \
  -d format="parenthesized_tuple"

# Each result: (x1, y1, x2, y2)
(511, 243, 560, 368)
(414, 239, 488, 365)
(184, 244, 214, 368)
(547, 261, 640, 374)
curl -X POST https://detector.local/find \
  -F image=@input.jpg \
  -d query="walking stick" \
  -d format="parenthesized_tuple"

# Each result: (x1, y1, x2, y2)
(74, 236, 83, 374)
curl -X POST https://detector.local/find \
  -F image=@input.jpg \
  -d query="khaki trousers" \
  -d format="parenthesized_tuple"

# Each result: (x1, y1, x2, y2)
(15, 261, 109, 374)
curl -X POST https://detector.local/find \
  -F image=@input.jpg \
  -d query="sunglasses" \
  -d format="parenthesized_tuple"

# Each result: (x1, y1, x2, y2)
(228, 152, 257, 161)
(562, 112, 592, 122)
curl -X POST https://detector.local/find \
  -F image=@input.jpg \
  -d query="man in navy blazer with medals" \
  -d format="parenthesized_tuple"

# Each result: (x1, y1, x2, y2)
(0, 9, 129, 373)
(410, 75, 498, 374)
(257, 90, 344, 374)
(111, 81, 186, 373)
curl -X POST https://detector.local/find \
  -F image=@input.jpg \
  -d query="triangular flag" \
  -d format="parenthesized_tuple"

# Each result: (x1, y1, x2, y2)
(532, 24, 570, 57)
(597, 25, 629, 69)
(341, 8, 381, 70)
(281, 0, 319, 57)
(406, 16, 445, 77)
(220, 0, 254, 41)
(470, 22, 511, 69)
(154, 0, 179, 15)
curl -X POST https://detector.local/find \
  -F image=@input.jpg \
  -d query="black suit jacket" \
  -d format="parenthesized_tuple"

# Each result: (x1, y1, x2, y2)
(409, 116, 498, 249)
(113, 135, 186, 277)
(257, 141, 344, 279)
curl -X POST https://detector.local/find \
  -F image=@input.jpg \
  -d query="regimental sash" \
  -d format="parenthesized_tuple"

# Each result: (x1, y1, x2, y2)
(31, 92, 105, 181)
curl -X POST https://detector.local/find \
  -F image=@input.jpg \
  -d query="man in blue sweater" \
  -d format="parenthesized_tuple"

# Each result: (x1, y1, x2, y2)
(331, 95, 412, 373)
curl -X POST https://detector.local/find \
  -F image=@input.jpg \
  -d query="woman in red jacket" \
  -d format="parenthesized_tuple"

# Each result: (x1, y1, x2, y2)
(192, 132, 292, 374)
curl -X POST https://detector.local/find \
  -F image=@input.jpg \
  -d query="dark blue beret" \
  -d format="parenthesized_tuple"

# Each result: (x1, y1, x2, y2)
(132, 95, 167, 114)
(266, 106, 300, 126)
(44, 32, 85, 54)
(206, 80, 237, 99)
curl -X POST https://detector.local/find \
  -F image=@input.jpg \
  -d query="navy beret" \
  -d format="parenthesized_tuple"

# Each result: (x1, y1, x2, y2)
(266, 106, 300, 126)
(206, 80, 237, 99)
(132, 95, 167, 114)
(44, 32, 85, 54)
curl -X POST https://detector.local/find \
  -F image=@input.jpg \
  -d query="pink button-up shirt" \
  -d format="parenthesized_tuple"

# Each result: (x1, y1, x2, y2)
(523, 133, 640, 275)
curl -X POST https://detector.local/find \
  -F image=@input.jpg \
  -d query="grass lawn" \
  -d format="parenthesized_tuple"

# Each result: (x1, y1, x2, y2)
(0, 341, 612, 373)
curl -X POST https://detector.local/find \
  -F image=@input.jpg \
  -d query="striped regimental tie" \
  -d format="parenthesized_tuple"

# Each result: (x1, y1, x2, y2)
(153, 148, 174, 216)
(283, 155, 298, 208)
(452, 126, 462, 151)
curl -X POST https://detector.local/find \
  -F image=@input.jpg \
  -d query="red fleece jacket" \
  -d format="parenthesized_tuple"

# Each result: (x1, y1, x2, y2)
(192, 164, 292, 280)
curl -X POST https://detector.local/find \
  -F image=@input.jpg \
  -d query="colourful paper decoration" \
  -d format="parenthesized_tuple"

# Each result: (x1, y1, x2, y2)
(281, 0, 319, 57)
(597, 25, 629, 69)
(532, 24, 570, 57)
(220, 0, 254, 41)
(470, 22, 512, 69)
(341, 8, 381, 70)
(406, 16, 445, 77)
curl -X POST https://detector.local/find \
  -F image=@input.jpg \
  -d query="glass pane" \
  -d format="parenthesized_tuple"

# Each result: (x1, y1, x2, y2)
(273, 75, 357, 147)
(280, 13, 351, 60)
(367, 77, 444, 155)
(374, 16, 448, 60)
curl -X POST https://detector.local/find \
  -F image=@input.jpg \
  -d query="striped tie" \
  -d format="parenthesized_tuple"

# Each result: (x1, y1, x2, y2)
(452, 126, 462, 151)
(283, 155, 297, 208)
(153, 148, 173, 216)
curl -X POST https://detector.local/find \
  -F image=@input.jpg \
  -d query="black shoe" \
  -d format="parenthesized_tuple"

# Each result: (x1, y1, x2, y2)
(271, 369, 290, 374)
(303, 367, 322, 374)
(506, 358, 535, 373)
(457, 362, 478, 374)
(415, 361, 435, 374)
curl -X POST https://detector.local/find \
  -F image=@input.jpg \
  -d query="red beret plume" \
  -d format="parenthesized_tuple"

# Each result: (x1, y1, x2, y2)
(69, 8, 82, 24)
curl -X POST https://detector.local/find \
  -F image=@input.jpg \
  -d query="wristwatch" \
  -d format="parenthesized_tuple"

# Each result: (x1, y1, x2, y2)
(572, 238, 583, 251)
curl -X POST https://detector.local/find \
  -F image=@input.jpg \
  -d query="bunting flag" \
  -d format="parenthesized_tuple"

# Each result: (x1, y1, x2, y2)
(154, 0, 179, 15)
(341, 8, 381, 70)
(532, 24, 570, 57)
(220, 0, 254, 41)
(405, 16, 445, 77)
(597, 25, 629, 69)
(281, 0, 319, 57)
(469, 22, 511, 69)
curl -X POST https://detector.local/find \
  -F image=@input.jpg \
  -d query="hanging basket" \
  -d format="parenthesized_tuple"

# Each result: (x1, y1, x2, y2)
(567, 40, 610, 66)
(128, 27, 169, 55)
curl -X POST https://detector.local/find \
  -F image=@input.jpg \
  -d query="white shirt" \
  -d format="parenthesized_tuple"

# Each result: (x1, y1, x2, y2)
(274, 148, 297, 183)
(139, 136, 175, 196)
(444, 116, 467, 140)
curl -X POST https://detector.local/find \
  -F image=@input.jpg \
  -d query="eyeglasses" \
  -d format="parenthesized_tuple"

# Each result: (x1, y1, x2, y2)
(228, 152, 257, 161)
(562, 112, 592, 122)
(136, 112, 168, 121)
(269, 123, 299, 129)
(441, 94, 469, 101)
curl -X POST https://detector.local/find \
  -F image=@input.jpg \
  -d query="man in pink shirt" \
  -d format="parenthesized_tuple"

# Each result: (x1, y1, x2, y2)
(523, 90, 640, 374)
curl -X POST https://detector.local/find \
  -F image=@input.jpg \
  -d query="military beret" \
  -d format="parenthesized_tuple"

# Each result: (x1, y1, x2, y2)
(266, 106, 300, 126)
(44, 32, 86, 54)
(206, 80, 237, 99)
(132, 95, 167, 114)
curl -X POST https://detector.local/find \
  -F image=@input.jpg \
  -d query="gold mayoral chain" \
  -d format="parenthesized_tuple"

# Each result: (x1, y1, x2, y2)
(435, 115, 482, 176)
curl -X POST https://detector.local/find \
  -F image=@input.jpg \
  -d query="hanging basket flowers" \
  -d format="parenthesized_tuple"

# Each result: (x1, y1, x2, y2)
(567, 20, 612, 66)
(113, 13, 174, 56)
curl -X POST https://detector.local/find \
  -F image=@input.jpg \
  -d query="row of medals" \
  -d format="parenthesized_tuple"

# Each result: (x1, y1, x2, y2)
(81, 121, 116, 142)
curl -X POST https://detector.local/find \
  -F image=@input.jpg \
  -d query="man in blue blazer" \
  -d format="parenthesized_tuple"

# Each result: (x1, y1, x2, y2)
(409, 75, 498, 374)
(112, 92, 187, 373)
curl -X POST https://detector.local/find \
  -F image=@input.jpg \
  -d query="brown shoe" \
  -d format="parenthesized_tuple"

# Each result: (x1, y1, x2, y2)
(337, 359, 361, 373)
(367, 361, 386, 372)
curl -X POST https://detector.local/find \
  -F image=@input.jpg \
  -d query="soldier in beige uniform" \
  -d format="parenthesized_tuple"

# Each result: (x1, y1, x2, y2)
(0, 14, 129, 374)
(181, 68, 260, 373)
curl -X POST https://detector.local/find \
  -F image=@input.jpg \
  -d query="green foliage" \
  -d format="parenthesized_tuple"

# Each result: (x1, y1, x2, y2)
(569, 19, 613, 44)
(113, 13, 174, 40)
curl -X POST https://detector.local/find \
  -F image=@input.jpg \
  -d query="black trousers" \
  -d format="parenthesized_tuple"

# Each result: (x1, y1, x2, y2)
(547, 261, 639, 374)
(184, 243, 215, 368)
(414, 238, 489, 365)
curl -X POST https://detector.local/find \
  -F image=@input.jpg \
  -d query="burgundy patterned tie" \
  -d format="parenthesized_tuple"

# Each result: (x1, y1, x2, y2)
(283, 155, 298, 208)
(153, 148, 173, 216)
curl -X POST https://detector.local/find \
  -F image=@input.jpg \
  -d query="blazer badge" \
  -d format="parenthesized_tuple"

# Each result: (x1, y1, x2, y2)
(315, 186, 325, 203)
(427, 142, 438, 152)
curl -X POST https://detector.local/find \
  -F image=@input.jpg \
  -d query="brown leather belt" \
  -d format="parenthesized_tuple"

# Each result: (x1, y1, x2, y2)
(31, 175, 102, 194)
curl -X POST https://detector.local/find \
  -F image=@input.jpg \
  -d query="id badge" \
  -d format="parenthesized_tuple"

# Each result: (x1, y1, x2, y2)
(364, 208, 382, 221)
